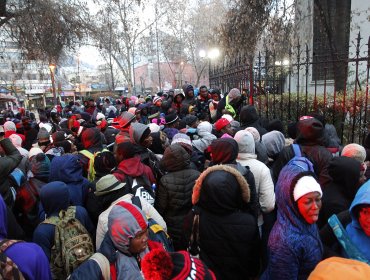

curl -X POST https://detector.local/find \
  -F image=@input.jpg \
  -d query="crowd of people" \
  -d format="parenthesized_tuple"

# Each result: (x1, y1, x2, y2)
(1, 84, 370, 279)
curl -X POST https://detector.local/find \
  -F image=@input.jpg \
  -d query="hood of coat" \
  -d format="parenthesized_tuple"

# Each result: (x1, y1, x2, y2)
(234, 130, 255, 154)
(49, 154, 85, 183)
(40, 181, 70, 216)
(81, 127, 102, 149)
(192, 165, 250, 214)
(0, 195, 7, 239)
(262, 130, 286, 158)
(328, 156, 361, 200)
(160, 144, 190, 172)
(210, 138, 239, 165)
(239, 105, 259, 126)
(295, 118, 325, 146)
(116, 156, 149, 178)
(349, 180, 370, 228)
(108, 201, 148, 255)
(129, 122, 150, 145)
(275, 163, 320, 233)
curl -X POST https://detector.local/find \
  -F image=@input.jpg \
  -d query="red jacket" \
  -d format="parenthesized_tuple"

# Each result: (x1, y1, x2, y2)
(113, 156, 156, 184)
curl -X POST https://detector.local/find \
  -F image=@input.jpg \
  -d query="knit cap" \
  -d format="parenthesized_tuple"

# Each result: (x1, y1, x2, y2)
(341, 143, 366, 163)
(29, 147, 44, 159)
(30, 153, 51, 178)
(3, 121, 16, 132)
(95, 174, 126, 196)
(37, 127, 50, 140)
(245, 127, 261, 142)
(214, 118, 230, 131)
(119, 111, 136, 128)
(149, 123, 161, 133)
(293, 176, 322, 201)
(142, 249, 216, 280)
(153, 96, 162, 104)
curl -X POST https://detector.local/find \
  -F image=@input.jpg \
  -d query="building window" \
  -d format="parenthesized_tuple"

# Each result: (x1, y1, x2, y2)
(312, 0, 351, 81)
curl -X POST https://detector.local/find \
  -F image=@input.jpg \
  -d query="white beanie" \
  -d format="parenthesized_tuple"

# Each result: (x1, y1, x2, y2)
(29, 147, 44, 159)
(221, 114, 233, 122)
(9, 134, 22, 147)
(293, 176, 322, 201)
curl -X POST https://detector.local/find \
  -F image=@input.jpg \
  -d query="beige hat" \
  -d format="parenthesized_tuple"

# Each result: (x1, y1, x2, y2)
(95, 174, 126, 196)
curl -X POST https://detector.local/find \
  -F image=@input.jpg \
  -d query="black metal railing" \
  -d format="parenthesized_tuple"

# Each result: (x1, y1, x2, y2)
(210, 33, 370, 145)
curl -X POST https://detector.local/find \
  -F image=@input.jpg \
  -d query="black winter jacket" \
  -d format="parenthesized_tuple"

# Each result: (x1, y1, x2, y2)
(272, 118, 332, 187)
(0, 138, 22, 206)
(317, 157, 361, 228)
(157, 144, 200, 250)
(192, 165, 260, 280)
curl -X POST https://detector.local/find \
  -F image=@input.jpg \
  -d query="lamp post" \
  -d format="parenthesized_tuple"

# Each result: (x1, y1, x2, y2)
(49, 63, 57, 105)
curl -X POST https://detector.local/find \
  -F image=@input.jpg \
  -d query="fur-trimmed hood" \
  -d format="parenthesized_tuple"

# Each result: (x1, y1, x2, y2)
(192, 165, 250, 214)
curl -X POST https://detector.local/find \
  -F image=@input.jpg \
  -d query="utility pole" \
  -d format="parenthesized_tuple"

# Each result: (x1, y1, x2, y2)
(155, 4, 161, 91)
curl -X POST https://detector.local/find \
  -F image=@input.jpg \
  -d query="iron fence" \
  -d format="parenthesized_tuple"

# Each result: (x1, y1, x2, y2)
(210, 33, 370, 145)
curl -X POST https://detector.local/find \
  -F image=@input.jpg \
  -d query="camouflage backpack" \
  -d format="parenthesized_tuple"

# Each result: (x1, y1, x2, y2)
(43, 206, 94, 279)
(0, 239, 25, 280)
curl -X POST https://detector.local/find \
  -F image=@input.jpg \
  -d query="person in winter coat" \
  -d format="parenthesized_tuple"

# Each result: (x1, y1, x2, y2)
(262, 130, 286, 168)
(115, 111, 137, 145)
(192, 121, 217, 154)
(49, 154, 92, 206)
(156, 144, 200, 250)
(272, 117, 333, 188)
(209, 138, 259, 218)
(245, 126, 269, 165)
(0, 137, 22, 206)
(0, 194, 52, 280)
(262, 163, 323, 279)
(129, 122, 163, 181)
(239, 105, 268, 137)
(216, 88, 242, 120)
(182, 84, 196, 107)
(318, 156, 362, 229)
(95, 174, 166, 249)
(113, 141, 156, 184)
(192, 164, 260, 279)
(234, 130, 275, 227)
(320, 179, 370, 262)
(33, 181, 94, 261)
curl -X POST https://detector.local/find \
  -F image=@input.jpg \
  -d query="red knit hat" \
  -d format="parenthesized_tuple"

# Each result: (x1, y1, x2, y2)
(142, 249, 216, 280)
(214, 117, 230, 131)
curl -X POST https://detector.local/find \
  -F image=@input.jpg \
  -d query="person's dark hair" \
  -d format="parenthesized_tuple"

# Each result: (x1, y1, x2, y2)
(116, 142, 140, 160)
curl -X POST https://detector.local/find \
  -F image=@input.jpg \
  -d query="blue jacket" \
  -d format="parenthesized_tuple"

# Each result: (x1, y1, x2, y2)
(33, 181, 94, 260)
(346, 180, 370, 261)
(262, 164, 323, 280)
(49, 154, 92, 206)
(0, 195, 52, 280)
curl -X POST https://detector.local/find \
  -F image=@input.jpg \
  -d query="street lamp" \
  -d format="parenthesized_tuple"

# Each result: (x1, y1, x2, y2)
(199, 48, 220, 86)
(49, 63, 57, 105)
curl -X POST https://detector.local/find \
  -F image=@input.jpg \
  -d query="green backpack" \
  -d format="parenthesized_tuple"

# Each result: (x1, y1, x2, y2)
(43, 206, 94, 279)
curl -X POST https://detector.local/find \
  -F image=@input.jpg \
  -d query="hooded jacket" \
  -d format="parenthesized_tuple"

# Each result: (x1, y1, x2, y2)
(318, 157, 361, 228)
(113, 156, 156, 184)
(272, 118, 333, 188)
(239, 105, 268, 136)
(33, 181, 94, 260)
(49, 154, 91, 206)
(0, 195, 52, 280)
(345, 180, 370, 261)
(262, 130, 286, 162)
(0, 138, 22, 206)
(108, 202, 149, 280)
(157, 144, 200, 250)
(261, 164, 323, 280)
(235, 131, 275, 226)
(192, 121, 216, 153)
(192, 165, 260, 279)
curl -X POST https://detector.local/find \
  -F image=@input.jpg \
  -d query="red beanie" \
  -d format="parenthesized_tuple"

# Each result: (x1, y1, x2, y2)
(214, 118, 230, 131)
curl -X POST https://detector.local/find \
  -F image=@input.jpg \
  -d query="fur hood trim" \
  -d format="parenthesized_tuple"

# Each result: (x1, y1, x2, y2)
(192, 164, 250, 205)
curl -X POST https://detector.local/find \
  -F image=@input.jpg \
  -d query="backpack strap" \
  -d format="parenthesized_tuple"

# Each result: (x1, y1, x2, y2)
(328, 214, 370, 264)
(292, 144, 301, 157)
(131, 196, 142, 210)
(90, 253, 110, 280)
